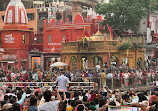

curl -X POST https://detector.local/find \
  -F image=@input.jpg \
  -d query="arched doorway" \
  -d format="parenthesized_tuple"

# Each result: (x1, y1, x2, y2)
(110, 56, 118, 66)
(64, 57, 67, 63)
(122, 57, 129, 66)
(71, 56, 77, 70)
(91, 56, 103, 68)
(80, 56, 88, 70)
(8, 63, 13, 70)
(137, 57, 143, 69)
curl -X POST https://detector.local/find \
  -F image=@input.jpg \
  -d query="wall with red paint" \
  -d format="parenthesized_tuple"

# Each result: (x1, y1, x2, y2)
(1, 30, 30, 70)
(1, 30, 29, 50)
(43, 21, 99, 53)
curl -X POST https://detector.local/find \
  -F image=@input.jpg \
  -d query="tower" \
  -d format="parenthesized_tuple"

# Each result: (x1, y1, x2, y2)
(1, 0, 33, 70)
(70, 0, 98, 20)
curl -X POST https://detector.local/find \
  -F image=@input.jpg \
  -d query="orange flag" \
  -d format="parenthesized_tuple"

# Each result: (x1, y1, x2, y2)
(107, 24, 113, 40)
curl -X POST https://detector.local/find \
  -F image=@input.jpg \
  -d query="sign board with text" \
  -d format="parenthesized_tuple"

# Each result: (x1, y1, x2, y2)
(4, 34, 15, 43)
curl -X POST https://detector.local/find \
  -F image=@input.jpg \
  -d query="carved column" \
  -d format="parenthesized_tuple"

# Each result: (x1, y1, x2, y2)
(41, 54, 44, 70)
(29, 54, 32, 70)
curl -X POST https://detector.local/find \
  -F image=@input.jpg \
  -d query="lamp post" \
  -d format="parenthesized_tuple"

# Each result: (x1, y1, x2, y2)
(0, 48, 5, 70)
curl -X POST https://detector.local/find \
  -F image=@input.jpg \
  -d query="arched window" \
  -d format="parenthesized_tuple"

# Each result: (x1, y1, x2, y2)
(80, 56, 87, 70)
(71, 56, 76, 70)
(137, 57, 143, 69)
(110, 56, 118, 66)
(91, 56, 103, 68)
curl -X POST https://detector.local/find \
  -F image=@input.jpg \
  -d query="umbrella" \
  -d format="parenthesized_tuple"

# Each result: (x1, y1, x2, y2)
(50, 62, 68, 67)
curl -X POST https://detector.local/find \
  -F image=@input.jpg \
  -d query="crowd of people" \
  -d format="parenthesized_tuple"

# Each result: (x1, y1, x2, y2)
(0, 71, 157, 111)
(0, 66, 157, 111)
(0, 67, 158, 88)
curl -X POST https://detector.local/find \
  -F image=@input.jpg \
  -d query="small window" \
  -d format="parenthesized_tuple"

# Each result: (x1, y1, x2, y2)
(27, 13, 34, 21)
(39, 28, 43, 32)
(23, 34, 26, 43)
(29, 28, 33, 30)
(68, 15, 72, 21)
(38, 12, 48, 20)
(1, 15, 4, 21)
(48, 35, 51, 43)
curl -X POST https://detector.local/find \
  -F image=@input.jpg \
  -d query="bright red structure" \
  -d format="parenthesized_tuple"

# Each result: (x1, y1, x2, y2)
(0, 0, 104, 70)
(42, 14, 104, 69)
(1, 0, 33, 70)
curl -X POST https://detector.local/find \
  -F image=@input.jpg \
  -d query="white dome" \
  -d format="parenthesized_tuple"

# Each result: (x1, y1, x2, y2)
(4, 0, 28, 24)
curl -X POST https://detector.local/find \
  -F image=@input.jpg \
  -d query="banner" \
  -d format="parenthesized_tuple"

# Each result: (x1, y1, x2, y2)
(108, 107, 138, 111)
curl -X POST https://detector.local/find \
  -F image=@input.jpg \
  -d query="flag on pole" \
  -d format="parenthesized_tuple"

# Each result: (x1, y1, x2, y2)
(84, 26, 90, 37)
(107, 24, 113, 40)
(107, 45, 111, 65)
(147, 15, 150, 28)
(84, 26, 86, 37)
(104, 36, 106, 42)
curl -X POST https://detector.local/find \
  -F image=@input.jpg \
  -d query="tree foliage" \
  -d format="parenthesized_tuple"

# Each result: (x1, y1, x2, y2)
(118, 42, 144, 50)
(118, 42, 131, 50)
(95, 0, 158, 35)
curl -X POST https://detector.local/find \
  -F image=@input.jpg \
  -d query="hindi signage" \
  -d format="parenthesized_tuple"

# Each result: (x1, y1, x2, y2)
(4, 34, 15, 43)
(2, 54, 16, 60)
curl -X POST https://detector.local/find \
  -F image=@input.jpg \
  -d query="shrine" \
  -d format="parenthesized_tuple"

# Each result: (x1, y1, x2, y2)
(61, 30, 145, 70)
(0, 0, 33, 70)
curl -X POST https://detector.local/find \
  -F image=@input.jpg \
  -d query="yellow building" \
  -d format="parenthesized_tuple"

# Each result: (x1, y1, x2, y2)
(61, 30, 145, 70)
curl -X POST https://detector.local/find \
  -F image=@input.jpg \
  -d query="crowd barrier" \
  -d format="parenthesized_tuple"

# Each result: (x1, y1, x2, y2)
(74, 75, 158, 89)
(0, 75, 157, 90)
(0, 82, 95, 91)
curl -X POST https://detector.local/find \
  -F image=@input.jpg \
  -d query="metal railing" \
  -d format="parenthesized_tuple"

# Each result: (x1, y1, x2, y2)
(74, 75, 158, 89)
(0, 75, 157, 90)
(0, 82, 95, 91)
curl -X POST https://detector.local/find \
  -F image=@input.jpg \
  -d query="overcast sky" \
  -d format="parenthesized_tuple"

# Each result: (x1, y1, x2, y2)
(104, 0, 110, 3)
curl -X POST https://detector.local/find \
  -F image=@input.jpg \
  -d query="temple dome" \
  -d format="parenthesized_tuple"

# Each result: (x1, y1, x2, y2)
(90, 30, 105, 41)
(73, 14, 84, 23)
(4, 0, 28, 24)
(81, 30, 107, 41)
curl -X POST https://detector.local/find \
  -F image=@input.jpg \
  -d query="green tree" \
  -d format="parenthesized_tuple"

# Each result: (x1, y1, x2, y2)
(95, 0, 158, 35)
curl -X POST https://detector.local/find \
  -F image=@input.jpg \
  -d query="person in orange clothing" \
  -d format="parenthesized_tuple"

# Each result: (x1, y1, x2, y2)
(66, 100, 73, 111)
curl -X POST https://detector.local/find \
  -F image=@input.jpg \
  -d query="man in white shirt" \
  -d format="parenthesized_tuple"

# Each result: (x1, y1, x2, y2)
(56, 71, 70, 92)
(10, 72, 14, 78)
(96, 64, 101, 73)
(106, 71, 113, 89)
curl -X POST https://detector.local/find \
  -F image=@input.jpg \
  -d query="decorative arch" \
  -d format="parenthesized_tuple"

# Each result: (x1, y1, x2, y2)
(80, 56, 87, 70)
(64, 57, 67, 63)
(137, 57, 143, 69)
(91, 56, 103, 68)
(110, 56, 118, 66)
(70, 56, 77, 70)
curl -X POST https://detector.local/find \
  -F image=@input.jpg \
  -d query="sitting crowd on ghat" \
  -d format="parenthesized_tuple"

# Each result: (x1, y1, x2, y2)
(0, 69, 157, 111)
